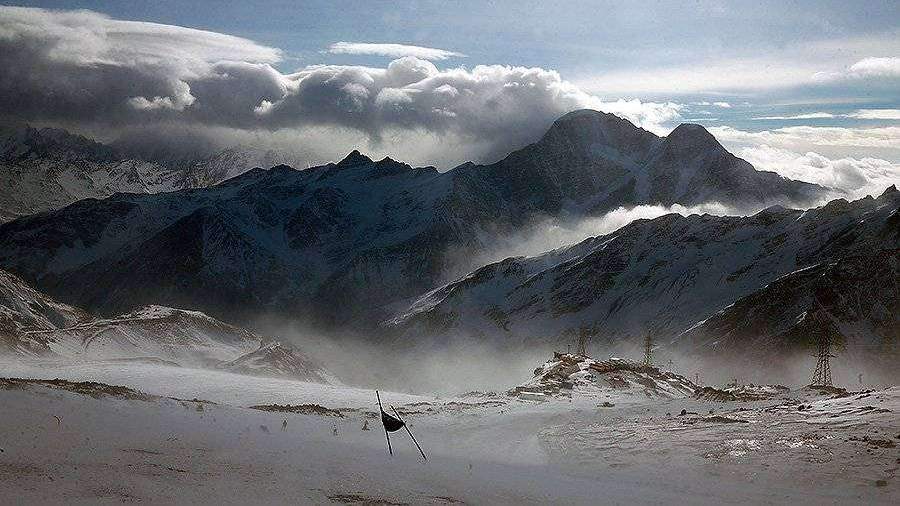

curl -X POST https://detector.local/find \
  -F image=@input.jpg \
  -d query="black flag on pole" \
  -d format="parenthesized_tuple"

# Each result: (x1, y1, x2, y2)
(375, 390, 427, 461)
(381, 409, 404, 432)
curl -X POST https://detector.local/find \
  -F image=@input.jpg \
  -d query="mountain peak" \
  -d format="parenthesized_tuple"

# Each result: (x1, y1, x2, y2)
(663, 123, 723, 152)
(554, 108, 620, 124)
(335, 149, 373, 168)
(534, 109, 658, 161)
(879, 184, 898, 198)
(667, 122, 715, 140)
(549, 109, 641, 136)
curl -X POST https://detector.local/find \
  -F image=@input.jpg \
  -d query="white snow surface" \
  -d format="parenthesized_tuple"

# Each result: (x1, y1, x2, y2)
(0, 360, 897, 505)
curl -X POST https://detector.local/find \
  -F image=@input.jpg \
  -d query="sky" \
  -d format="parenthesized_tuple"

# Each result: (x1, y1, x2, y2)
(0, 1, 898, 197)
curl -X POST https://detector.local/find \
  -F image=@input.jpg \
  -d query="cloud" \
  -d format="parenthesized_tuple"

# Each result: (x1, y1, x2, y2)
(813, 57, 900, 82)
(752, 109, 900, 121)
(847, 57, 900, 78)
(327, 42, 465, 61)
(846, 109, 900, 120)
(583, 54, 900, 96)
(577, 58, 824, 95)
(0, 6, 281, 124)
(709, 125, 900, 150)
(0, 7, 682, 166)
(752, 113, 836, 120)
(737, 144, 899, 199)
(484, 202, 747, 262)
(692, 101, 731, 108)
(575, 31, 900, 97)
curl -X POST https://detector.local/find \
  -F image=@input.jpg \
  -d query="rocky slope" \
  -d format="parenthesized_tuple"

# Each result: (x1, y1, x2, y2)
(510, 352, 698, 401)
(0, 269, 331, 382)
(0, 268, 90, 354)
(0, 111, 825, 328)
(388, 187, 900, 357)
(674, 246, 899, 369)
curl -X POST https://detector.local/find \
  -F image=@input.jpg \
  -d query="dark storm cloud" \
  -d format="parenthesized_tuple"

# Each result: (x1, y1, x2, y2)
(0, 6, 680, 162)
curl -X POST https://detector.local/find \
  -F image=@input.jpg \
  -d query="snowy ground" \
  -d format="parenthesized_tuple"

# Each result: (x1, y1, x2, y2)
(0, 362, 898, 505)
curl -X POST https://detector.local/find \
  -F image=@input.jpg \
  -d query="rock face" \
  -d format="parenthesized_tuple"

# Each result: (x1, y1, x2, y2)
(0, 269, 331, 382)
(0, 110, 825, 328)
(388, 188, 900, 357)
(675, 247, 900, 365)
(0, 125, 295, 223)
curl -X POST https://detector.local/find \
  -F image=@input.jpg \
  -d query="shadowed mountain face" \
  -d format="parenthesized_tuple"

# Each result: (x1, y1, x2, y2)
(675, 247, 899, 363)
(387, 187, 899, 355)
(0, 110, 826, 329)
(451, 111, 823, 217)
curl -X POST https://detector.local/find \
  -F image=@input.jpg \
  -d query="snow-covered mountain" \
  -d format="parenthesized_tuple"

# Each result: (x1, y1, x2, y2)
(0, 268, 90, 354)
(0, 126, 186, 222)
(180, 146, 300, 188)
(387, 187, 899, 355)
(0, 269, 331, 382)
(0, 110, 826, 329)
(0, 126, 294, 222)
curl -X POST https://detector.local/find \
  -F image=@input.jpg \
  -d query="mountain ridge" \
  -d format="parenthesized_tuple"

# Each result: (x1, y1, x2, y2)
(0, 125, 300, 223)
(386, 188, 899, 361)
(0, 110, 829, 330)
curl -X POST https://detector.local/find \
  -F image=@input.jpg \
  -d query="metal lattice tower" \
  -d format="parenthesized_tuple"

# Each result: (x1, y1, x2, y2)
(643, 334, 653, 367)
(810, 331, 834, 387)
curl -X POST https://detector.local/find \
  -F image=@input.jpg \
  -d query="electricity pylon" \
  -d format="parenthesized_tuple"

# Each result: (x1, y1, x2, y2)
(810, 330, 835, 387)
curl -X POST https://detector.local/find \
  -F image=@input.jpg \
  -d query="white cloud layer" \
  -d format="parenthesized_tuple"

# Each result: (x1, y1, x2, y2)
(815, 57, 900, 81)
(737, 144, 899, 200)
(489, 202, 746, 262)
(847, 109, 900, 120)
(328, 42, 465, 61)
(577, 57, 826, 95)
(752, 109, 900, 121)
(710, 125, 900, 150)
(576, 29, 900, 97)
(0, 7, 681, 165)
(752, 113, 836, 120)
